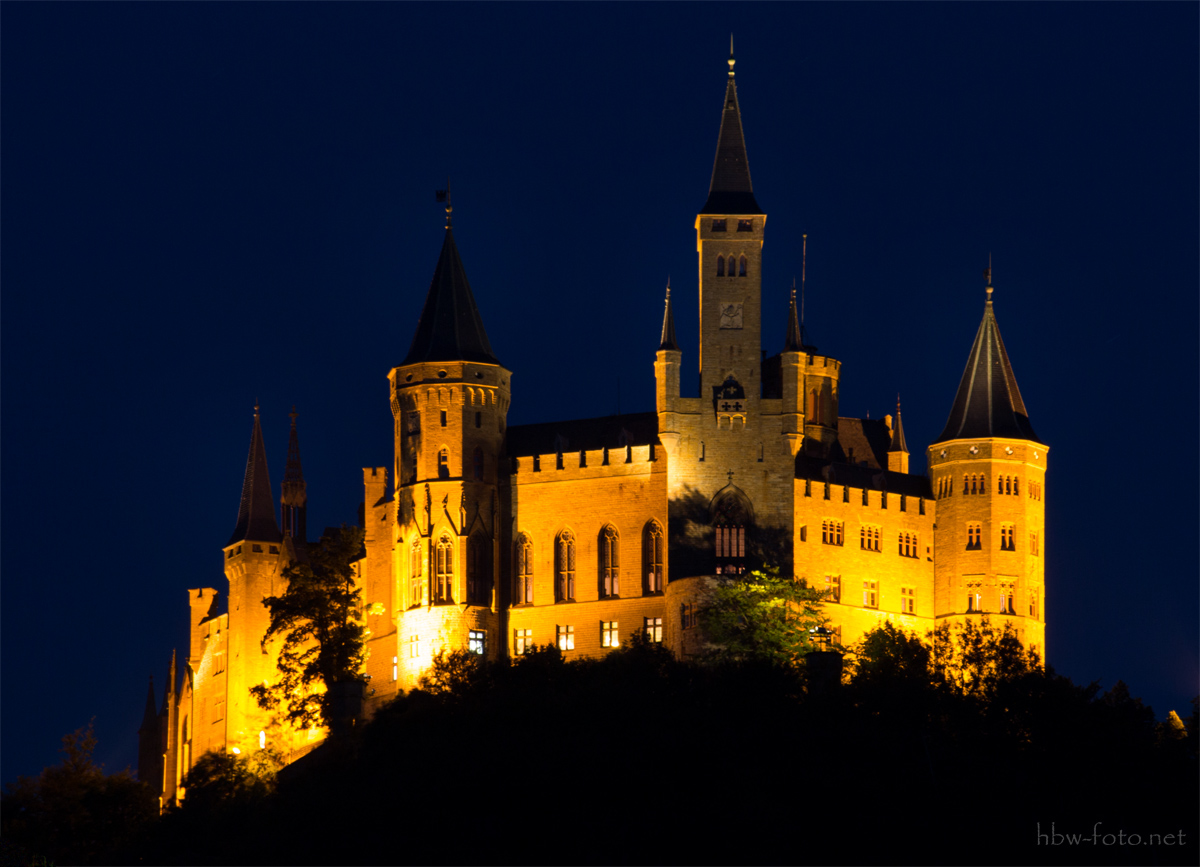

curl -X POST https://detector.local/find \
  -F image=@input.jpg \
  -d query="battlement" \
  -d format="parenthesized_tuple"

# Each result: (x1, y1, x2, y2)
(511, 443, 658, 482)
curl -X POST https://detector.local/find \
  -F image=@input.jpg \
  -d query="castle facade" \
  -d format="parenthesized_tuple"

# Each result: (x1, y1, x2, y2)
(138, 54, 1047, 805)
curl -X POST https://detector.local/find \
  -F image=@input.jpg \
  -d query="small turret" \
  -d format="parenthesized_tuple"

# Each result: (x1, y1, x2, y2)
(887, 397, 909, 473)
(226, 404, 282, 547)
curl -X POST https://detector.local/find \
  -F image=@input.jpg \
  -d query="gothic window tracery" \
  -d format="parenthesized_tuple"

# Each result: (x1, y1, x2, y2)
(555, 529, 576, 602)
(643, 521, 664, 593)
(434, 535, 454, 603)
(599, 525, 620, 598)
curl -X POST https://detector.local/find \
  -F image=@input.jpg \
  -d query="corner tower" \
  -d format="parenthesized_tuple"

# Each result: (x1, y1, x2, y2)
(222, 405, 286, 753)
(387, 204, 511, 688)
(927, 281, 1048, 657)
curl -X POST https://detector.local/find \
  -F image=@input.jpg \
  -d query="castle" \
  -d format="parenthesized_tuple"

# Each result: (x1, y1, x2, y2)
(137, 53, 1047, 805)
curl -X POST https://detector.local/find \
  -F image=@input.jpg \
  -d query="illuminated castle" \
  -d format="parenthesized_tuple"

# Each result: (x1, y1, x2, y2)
(138, 53, 1047, 805)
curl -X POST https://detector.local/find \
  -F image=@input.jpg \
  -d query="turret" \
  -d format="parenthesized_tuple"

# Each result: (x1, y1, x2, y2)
(655, 283, 682, 453)
(388, 199, 511, 686)
(887, 398, 910, 474)
(222, 405, 285, 754)
(927, 276, 1048, 658)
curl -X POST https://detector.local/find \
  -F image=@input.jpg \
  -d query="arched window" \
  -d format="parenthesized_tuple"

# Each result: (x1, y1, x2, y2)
(599, 525, 620, 598)
(1013, 477, 1019, 496)
(716, 255, 725, 276)
(473, 446, 484, 481)
(555, 529, 576, 602)
(809, 390, 821, 425)
(514, 534, 533, 605)
(738, 255, 747, 277)
(409, 538, 424, 607)
(434, 535, 454, 603)
(963, 475, 969, 495)
(712, 489, 752, 575)
(643, 521, 664, 593)
(467, 533, 491, 605)
(437, 448, 450, 480)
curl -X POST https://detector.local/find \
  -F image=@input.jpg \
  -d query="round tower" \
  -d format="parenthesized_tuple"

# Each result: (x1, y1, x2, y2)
(928, 283, 1047, 658)
(390, 209, 511, 688)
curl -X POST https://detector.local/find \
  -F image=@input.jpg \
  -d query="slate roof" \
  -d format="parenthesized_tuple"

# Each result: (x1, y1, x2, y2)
(659, 288, 680, 351)
(831, 417, 891, 470)
(784, 288, 803, 352)
(226, 410, 283, 546)
(796, 451, 933, 499)
(700, 70, 762, 215)
(506, 412, 659, 457)
(890, 410, 909, 453)
(934, 295, 1041, 444)
(401, 227, 499, 367)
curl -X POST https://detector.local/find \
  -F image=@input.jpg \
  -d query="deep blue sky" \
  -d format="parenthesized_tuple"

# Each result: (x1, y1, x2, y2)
(3, 3, 1197, 782)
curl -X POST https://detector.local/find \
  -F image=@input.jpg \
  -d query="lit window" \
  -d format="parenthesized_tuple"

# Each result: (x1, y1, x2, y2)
(862, 580, 878, 609)
(737, 219, 753, 232)
(643, 521, 664, 593)
(469, 630, 486, 655)
(434, 535, 454, 603)
(1000, 524, 1015, 551)
(966, 523, 982, 550)
(644, 617, 663, 643)
(599, 525, 620, 598)
(821, 520, 844, 546)
(999, 585, 1015, 615)
(409, 634, 421, 658)
(555, 530, 576, 602)
(514, 535, 534, 604)
(899, 532, 919, 558)
(556, 624, 575, 651)
(409, 539, 424, 607)
(392, 656, 398, 682)
(259, 730, 266, 750)
(966, 585, 982, 613)
(713, 495, 751, 576)
(514, 629, 532, 656)
(601, 621, 619, 648)
(860, 525, 881, 552)
(824, 575, 841, 603)
(901, 586, 915, 614)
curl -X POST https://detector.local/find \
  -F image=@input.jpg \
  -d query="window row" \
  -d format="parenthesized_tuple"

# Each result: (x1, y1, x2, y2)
(512, 522, 665, 606)
(408, 533, 495, 606)
(825, 575, 917, 613)
(710, 219, 754, 232)
(715, 254, 749, 277)
(937, 474, 1039, 499)
(965, 522, 1028, 552)
(1028, 482, 1042, 501)
(965, 584, 1033, 617)
(512, 618, 663, 655)
(821, 520, 844, 546)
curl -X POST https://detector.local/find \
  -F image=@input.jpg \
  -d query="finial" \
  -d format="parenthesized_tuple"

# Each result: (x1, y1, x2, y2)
(897, 393, 901, 414)
(728, 34, 735, 76)
(289, 405, 298, 426)
(254, 400, 260, 419)
(800, 233, 808, 338)
(436, 182, 453, 228)
(665, 276, 671, 303)
(791, 277, 796, 303)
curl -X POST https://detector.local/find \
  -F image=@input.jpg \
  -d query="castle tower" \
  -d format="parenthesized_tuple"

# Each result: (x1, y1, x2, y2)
(386, 205, 511, 688)
(927, 282, 1048, 657)
(221, 405, 285, 752)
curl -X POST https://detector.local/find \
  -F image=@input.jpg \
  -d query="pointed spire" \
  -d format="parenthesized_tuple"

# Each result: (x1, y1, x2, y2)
(934, 283, 1041, 444)
(226, 404, 283, 546)
(401, 222, 499, 366)
(890, 396, 909, 453)
(701, 47, 761, 215)
(785, 280, 803, 351)
(281, 406, 307, 542)
(138, 676, 157, 735)
(659, 280, 680, 351)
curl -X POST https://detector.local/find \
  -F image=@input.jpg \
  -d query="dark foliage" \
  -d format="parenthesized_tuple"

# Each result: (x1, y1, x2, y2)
(0, 721, 157, 866)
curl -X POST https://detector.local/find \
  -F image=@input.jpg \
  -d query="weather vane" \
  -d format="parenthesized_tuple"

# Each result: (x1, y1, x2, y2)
(436, 179, 453, 227)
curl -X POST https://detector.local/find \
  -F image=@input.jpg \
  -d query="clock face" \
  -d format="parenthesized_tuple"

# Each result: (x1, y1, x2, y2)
(719, 302, 744, 329)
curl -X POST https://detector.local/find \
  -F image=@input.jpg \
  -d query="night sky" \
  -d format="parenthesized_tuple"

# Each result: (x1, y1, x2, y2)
(3, 4, 1197, 783)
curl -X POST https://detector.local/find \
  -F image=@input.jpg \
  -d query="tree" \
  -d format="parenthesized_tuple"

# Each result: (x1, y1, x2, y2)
(698, 566, 827, 665)
(930, 615, 1040, 700)
(251, 525, 367, 735)
(1, 721, 157, 866)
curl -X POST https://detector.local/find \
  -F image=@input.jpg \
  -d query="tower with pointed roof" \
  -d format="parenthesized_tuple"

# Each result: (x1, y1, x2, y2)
(221, 406, 287, 757)
(927, 283, 1048, 656)
(366, 202, 512, 694)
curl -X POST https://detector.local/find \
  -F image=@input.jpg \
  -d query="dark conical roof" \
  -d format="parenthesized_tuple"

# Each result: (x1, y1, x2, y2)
(934, 294, 1041, 444)
(659, 286, 680, 351)
(138, 677, 157, 735)
(890, 408, 909, 454)
(401, 227, 499, 366)
(226, 408, 283, 546)
(700, 63, 762, 215)
(785, 286, 803, 352)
